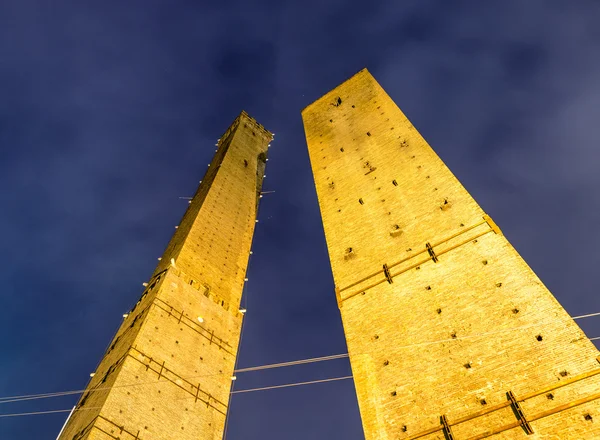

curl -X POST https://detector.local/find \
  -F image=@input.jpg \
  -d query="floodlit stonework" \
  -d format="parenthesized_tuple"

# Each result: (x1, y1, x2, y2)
(302, 69, 600, 439)
(58, 111, 271, 440)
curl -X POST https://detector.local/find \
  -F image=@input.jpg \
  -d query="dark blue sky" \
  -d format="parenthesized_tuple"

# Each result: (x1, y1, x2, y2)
(1, 1, 600, 439)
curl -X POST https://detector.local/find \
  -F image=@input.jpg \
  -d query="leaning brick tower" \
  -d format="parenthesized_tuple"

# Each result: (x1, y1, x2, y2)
(58, 111, 272, 440)
(302, 69, 600, 439)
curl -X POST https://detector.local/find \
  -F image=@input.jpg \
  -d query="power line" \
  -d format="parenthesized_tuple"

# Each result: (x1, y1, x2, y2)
(0, 406, 102, 419)
(0, 375, 355, 419)
(235, 353, 349, 373)
(0, 352, 350, 406)
(1, 310, 599, 407)
(231, 375, 354, 394)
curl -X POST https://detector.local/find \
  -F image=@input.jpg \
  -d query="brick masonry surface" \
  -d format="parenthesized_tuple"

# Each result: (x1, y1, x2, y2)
(58, 111, 272, 440)
(302, 69, 600, 440)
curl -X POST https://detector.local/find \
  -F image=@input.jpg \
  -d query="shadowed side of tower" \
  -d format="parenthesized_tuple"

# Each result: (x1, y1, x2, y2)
(302, 70, 600, 439)
(58, 111, 272, 440)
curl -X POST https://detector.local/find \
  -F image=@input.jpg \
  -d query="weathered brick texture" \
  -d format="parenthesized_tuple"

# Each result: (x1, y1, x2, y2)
(302, 69, 600, 440)
(58, 111, 272, 440)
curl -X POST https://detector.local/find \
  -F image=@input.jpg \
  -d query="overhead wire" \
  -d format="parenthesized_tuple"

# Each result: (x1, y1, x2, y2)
(0, 352, 350, 405)
(230, 375, 354, 394)
(1, 310, 599, 408)
(0, 374, 355, 418)
(0, 406, 98, 419)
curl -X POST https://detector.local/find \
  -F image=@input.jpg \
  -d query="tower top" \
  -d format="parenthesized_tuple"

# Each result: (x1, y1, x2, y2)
(301, 68, 370, 114)
(233, 110, 274, 141)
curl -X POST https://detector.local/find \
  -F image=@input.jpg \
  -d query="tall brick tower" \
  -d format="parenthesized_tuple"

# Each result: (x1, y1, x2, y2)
(58, 111, 272, 440)
(302, 69, 600, 439)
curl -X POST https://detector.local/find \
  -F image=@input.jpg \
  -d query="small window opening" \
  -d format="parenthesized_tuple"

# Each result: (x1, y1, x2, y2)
(425, 285, 431, 290)
(585, 414, 593, 421)
(391, 391, 397, 396)
(359, 198, 364, 205)
(335, 97, 342, 106)
(547, 393, 554, 400)
(383, 360, 389, 366)
(373, 334, 379, 340)
(189, 280, 194, 286)
(392, 179, 398, 186)
(401, 425, 407, 432)
(451, 332, 457, 339)
(482, 260, 488, 265)
(480, 399, 487, 405)
(536, 335, 543, 341)
(437, 308, 442, 314)
(496, 282, 503, 287)
(559, 370, 568, 377)
(512, 308, 520, 314)
(366, 132, 371, 136)
(464, 362, 472, 369)
(340, 147, 344, 152)
(329, 119, 333, 122)
(352, 105, 355, 108)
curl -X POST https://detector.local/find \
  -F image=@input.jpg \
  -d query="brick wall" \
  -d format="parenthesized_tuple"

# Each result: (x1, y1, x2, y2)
(302, 69, 600, 439)
(58, 111, 272, 440)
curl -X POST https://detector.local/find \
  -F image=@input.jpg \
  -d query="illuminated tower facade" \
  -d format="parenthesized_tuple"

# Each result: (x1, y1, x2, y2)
(302, 69, 600, 439)
(58, 111, 272, 440)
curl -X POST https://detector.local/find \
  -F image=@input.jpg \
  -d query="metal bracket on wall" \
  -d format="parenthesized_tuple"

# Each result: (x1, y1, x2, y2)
(483, 214, 502, 235)
(440, 415, 456, 440)
(507, 390, 534, 435)
(383, 264, 393, 284)
(426, 242, 438, 263)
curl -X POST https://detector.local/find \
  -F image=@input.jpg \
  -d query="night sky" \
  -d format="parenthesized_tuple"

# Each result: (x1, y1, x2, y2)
(1, 1, 600, 439)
